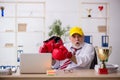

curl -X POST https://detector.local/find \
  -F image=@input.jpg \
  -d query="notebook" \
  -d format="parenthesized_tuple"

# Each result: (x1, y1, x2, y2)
(20, 53, 52, 74)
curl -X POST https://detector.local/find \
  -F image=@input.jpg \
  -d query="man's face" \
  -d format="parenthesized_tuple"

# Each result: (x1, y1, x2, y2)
(69, 33, 84, 47)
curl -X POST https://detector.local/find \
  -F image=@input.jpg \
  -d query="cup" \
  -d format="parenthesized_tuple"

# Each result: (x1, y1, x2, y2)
(95, 46, 112, 74)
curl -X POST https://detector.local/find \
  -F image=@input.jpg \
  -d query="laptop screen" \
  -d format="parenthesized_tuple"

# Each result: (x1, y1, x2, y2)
(20, 53, 52, 74)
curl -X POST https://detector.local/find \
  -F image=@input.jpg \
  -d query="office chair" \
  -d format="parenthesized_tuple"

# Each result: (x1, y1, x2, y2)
(90, 49, 98, 69)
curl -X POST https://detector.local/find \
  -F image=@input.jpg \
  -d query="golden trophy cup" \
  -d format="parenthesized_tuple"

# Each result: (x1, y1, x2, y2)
(95, 46, 112, 74)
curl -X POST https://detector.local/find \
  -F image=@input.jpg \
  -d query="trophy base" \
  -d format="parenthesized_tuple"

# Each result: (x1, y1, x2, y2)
(88, 15, 91, 17)
(98, 68, 108, 74)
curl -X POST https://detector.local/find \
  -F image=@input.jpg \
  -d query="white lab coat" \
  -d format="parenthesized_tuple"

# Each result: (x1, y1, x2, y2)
(53, 42, 95, 70)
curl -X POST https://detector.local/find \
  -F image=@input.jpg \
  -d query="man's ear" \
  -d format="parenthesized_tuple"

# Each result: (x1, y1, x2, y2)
(82, 35, 85, 39)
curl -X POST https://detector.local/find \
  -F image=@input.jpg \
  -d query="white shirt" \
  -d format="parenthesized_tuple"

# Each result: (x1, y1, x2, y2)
(53, 42, 95, 70)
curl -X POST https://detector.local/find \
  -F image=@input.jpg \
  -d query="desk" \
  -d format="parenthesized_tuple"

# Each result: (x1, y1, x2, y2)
(0, 69, 120, 80)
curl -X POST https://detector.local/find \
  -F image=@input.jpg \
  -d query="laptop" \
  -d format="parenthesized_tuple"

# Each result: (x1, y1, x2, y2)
(20, 53, 52, 74)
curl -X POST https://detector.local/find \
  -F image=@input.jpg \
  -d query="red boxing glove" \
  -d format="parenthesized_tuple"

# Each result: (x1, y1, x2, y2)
(39, 40, 54, 53)
(59, 45, 72, 58)
(52, 45, 72, 60)
(54, 40, 63, 48)
(39, 43, 48, 53)
(39, 36, 63, 53)
(44, 39, 55, 52)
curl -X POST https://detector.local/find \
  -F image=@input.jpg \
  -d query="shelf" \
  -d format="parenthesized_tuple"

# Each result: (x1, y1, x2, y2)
(0, 1, 45, 4)
(0, 16, 45, 18)
(81, 1, 110, 47)
(0, 1, 46, 65)
(0, 31, 15, 33)
(16, 16, 45, 18)
(17, 31, 44, 33)
(82, 2, 108, 4)
(81, 17, 108, 19)
(0, 16, 16, 18)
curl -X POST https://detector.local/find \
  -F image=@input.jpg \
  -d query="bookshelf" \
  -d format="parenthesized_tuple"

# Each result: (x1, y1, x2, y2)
(80, 2, 110, 47)
(0, 1, 46, 65)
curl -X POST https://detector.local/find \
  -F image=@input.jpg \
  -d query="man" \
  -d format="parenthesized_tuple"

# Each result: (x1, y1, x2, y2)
(53, 26, 95, 70)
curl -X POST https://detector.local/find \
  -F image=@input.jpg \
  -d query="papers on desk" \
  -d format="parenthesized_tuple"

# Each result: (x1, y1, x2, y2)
(0, 68, 12, 75)
(94, 64, 119, 73)
(0, 66, 18, 75)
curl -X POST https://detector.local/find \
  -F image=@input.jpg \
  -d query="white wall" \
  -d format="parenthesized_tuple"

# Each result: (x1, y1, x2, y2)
(45, 0, 81, 39)
(45, 0, 120, 70)
(108, 0, 120, 69)
(0, 0, 120, 70)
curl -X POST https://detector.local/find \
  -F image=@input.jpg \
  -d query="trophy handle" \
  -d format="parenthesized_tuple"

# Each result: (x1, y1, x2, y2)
(109, 46, 112, 56)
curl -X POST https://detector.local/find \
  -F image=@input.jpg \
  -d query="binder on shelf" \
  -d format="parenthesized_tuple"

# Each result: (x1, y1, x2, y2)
(17, 45, 24, 62)
(84, 35, 92, 44)
(102, 35, 109, 47)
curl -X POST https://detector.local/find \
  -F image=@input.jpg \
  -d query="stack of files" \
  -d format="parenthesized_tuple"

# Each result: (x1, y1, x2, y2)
(0, 66, 18, 75)
(94, 64, 119, 73)
(0, 68, 12, 75)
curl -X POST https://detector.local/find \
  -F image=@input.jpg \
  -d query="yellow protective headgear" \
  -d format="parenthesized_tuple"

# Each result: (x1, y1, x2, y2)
(69, 26, 84, 36)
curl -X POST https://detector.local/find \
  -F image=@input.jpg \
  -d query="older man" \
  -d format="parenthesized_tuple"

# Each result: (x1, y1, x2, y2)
(53, 26, 95, 70)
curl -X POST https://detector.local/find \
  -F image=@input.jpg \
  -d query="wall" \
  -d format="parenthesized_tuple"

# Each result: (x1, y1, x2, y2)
(108, 0, 120, 69)
(0, 0, 120, 70)
(45, 0, 120, 70)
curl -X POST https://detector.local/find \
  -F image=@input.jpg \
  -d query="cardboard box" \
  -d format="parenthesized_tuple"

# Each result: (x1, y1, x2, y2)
(18, 23, 27, 32)
(5, 43, 13, 48)
(98, 25, 106, 33)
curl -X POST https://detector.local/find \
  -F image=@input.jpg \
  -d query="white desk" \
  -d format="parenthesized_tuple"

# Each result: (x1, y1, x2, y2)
(0, 69, 120, 80)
